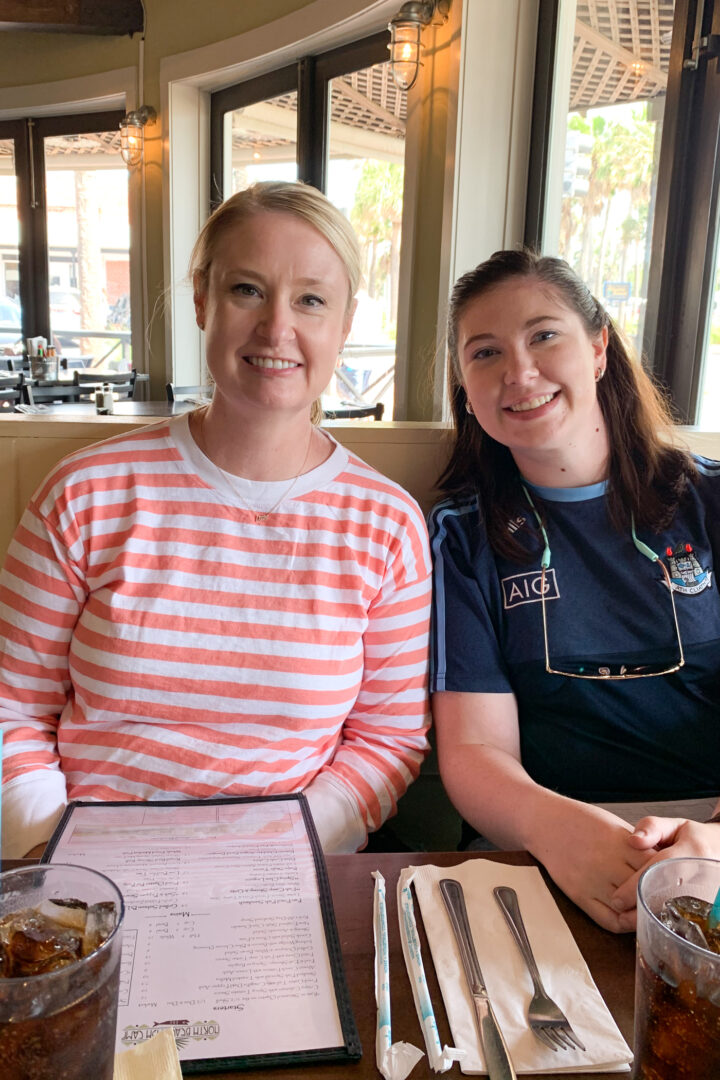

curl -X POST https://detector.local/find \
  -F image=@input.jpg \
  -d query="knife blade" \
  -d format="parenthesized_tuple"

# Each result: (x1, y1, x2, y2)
(439, 878, 517, 1080)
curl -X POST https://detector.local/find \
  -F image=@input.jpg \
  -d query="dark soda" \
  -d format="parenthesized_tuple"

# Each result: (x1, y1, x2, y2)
(0, 899, 121, 1080)
(633, 894, 720, 1080)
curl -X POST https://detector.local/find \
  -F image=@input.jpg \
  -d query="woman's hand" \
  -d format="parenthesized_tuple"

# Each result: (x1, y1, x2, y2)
(608, 816, 720, 930)
(433, 692, 654, 932)
(532, 801, 653, 933)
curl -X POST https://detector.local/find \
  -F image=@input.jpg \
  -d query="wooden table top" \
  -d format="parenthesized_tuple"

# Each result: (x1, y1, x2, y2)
(2, 851, 636, 1078)
(219, 851, 635, 1079)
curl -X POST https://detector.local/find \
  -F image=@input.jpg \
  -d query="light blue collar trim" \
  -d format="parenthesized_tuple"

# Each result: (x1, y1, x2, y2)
(524, 477, 608, 502)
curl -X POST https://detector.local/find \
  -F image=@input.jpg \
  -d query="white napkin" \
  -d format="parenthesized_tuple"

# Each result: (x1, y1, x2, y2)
(114, 1028, 182, 1080)
(410, 862, 632, 1074)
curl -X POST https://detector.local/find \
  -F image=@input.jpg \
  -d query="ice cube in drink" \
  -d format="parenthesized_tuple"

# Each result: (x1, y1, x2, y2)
(0, 866, 124, 1080)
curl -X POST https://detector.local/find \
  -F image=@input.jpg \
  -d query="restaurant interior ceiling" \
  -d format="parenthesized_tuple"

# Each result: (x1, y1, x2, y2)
(0, 2, 673, 162)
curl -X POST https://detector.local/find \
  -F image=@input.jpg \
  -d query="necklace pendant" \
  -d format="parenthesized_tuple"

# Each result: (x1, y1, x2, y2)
(254, 512, 269, 523)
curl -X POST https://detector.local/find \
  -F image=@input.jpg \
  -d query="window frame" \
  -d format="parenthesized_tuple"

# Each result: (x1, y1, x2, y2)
(643, 0, 720, 422)
(525, 0, 720, 425)
(0, 109, 126, 347)
(209, 64, 297, 208)
(207, 30, 403, 412)
(209, 31, 391, 202)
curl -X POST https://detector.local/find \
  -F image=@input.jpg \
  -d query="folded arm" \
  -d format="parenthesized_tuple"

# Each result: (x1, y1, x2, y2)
(433, 690, 652, 932)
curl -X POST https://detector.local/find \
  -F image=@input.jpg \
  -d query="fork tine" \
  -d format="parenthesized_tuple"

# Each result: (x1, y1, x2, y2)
(532, 1027, 558, 1051)
(543, 1027, 571, 1050)
(560, 1025, 586, 1052)
(549, 1027, 575, 1050)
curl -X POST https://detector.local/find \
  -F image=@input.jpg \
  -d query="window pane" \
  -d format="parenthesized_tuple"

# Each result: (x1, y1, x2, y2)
(0, 138, 22, 357)
(549, 1, 674, 357)
(44, 130, 131, 371)
(325, 61, 406, 418)
(224, 90, 298, 194)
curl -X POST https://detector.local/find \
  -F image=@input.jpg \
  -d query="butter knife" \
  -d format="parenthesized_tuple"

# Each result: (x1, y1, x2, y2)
(439, 878, 517, 1080)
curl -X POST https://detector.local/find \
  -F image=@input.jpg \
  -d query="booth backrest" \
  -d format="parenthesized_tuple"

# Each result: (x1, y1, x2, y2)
(0, 418, 453, 565)
(2, 417, 720, 566)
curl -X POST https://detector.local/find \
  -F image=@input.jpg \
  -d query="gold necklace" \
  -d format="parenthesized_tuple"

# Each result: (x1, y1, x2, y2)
(245, 431, 314, 523)
(195, 411, 315, 523)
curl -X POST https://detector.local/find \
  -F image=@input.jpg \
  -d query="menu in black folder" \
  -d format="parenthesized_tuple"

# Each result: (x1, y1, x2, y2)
(43, 795, 361, 1073)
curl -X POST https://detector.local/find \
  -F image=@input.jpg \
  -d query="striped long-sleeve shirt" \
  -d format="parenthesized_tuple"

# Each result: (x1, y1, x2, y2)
(0, 416, 431, 857)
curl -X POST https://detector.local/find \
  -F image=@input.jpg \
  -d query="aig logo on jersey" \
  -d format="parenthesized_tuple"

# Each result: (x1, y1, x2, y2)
(502, 568, 560, 609)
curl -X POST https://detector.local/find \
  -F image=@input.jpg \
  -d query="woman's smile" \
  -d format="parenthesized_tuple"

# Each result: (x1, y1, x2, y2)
(503, 390, 560, 416)
(243, 355, 302, 371)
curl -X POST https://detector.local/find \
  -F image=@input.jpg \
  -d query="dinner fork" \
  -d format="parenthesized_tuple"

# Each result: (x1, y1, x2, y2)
(493, 886, 586, 1052)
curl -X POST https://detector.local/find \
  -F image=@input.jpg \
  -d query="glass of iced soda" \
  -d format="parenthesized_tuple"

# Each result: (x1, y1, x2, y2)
(0, 863, 124, 1080)
(633, 856, 720, 1079)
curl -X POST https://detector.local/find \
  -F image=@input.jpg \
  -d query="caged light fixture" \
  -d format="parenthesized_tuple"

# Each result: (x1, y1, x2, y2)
(388, 0, 450, 91)
(119, 105, 156, 167)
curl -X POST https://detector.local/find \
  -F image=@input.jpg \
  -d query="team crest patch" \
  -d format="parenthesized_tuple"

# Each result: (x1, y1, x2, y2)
(664, 542, 712, 595)
(502, 568, 559, 609)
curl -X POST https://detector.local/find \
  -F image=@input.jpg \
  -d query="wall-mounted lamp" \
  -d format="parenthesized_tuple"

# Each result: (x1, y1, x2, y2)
(388, 0, 450, 91)
(119, 105, 157, 167)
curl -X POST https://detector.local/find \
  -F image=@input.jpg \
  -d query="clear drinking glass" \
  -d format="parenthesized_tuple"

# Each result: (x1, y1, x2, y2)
(0, 863, 125, 1080)
(633, 857, 720, 1079)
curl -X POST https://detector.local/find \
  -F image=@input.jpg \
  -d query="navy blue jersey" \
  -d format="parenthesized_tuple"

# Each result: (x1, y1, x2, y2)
(429, 459, 720, 802)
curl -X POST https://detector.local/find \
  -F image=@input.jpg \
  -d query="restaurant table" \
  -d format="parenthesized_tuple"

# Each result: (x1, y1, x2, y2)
(1, 851, 636, 1078)
(0, 370, 149, 385)
(15, 400, 194, 417)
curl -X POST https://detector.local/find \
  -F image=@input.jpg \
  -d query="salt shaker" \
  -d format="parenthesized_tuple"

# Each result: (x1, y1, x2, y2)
(95, 383, 114, 414)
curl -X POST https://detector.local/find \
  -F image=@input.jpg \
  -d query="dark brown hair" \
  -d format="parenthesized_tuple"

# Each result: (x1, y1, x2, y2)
(440, 249, 695, 561)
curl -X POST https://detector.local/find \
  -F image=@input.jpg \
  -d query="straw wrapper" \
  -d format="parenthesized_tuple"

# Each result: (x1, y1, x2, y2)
(373, 871, 424, 1080)
(397, 868, 465, 1072)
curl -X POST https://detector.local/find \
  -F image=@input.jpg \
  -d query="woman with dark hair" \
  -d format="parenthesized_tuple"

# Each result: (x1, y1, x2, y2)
(430, 249, 720, 932)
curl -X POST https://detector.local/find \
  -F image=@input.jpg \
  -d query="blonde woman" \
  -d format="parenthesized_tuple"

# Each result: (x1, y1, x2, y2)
(1, 182, 431, 858)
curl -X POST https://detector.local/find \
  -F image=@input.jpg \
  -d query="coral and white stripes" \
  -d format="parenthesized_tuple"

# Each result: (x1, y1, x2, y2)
(0, 417, 431, 855)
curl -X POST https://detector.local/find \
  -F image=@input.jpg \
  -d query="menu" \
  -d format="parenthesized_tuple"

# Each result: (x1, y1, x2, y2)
(43, 795, 361, 1072)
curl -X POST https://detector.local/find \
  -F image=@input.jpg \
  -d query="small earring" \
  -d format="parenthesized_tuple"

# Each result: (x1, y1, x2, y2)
(465, 400, 474, 415)
(595, 367, 605, 382)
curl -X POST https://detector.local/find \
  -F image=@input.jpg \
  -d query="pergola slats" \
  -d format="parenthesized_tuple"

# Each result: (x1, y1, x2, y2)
(571, 0, 674, 110)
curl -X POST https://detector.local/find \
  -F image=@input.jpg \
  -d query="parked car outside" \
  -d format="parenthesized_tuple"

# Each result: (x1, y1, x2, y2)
(0, 295, 22, 353)
(49, 288, 82, 332)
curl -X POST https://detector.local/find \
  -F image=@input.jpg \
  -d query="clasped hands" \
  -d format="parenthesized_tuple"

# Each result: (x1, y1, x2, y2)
(609, 815, 720, 931)
(538, 804, 720, 933)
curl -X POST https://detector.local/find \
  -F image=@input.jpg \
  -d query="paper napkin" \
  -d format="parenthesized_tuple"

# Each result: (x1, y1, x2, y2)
(114, 1028, 183, 1080)
(410, 862, 632, 1075)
